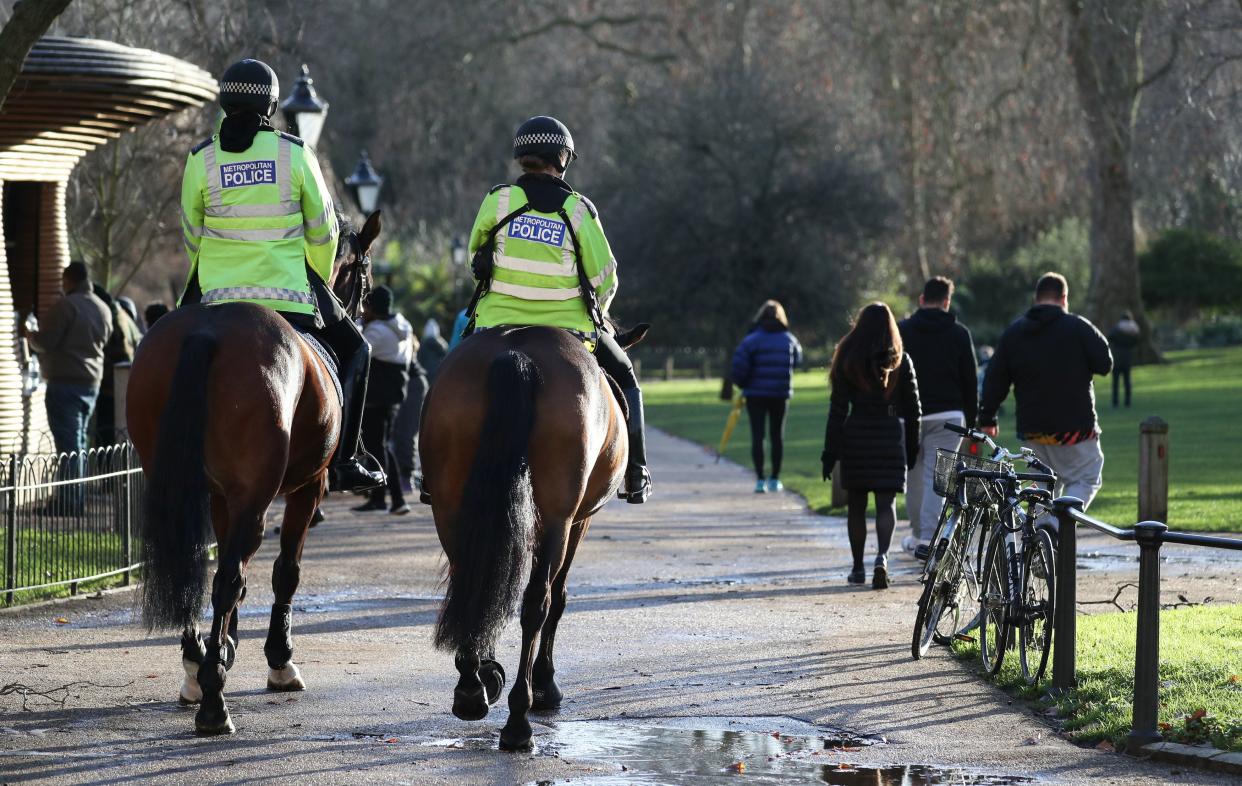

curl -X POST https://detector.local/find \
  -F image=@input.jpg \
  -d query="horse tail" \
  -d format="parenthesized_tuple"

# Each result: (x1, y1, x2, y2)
(434, 350, 542, 654)
(140, 330, 217, 631)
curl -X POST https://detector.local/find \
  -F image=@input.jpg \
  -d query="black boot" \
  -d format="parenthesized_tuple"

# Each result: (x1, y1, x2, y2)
(619, 387, 651, 504)
(328, 327, 385, 494)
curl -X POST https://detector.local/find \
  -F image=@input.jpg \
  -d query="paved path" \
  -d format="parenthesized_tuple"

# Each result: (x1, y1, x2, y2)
(0, 431, 1234, 785)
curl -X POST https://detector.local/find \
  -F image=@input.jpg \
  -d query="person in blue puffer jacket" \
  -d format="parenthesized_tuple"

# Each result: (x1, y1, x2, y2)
(730, 300, 803, 493)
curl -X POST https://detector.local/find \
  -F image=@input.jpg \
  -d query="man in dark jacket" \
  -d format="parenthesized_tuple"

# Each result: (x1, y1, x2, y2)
(898, 276, 977, 551)
(979, 272, 1113, 515)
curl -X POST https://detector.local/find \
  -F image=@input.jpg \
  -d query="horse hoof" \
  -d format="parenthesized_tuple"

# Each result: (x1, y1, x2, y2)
(452, 686, 489, 722)
(532, 680, 562, 712)
(194, 708, 235, 736)
(479, 660, 506, 707)
(498, 724, 533, 752)
(266, 663, 305, 692)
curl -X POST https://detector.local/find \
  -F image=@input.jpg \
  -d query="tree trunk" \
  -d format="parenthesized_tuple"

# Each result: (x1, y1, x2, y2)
(1065, 0, 1162, 362)
(0, 1, 76, 113)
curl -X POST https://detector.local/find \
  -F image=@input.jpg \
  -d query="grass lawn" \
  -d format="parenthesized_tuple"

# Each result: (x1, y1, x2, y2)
(1, 527, 131, 605)
(953, 604, 1242, 752)
(645, 345, 1242, 532)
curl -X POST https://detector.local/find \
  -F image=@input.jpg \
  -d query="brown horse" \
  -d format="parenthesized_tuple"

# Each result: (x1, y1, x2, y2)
(126, 212, 380, 735)
(420, 323, 646, 751)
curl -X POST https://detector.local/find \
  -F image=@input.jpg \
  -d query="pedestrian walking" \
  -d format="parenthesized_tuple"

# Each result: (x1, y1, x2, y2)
(821, 303, 921, 589)
(1108, 311, 1140, 408)
(897, 276, 977, 554)
(22, 261, 113, 512)
(729, 299, 802, 493)
(392, 350, 429, 495)
(353, 286, 414, 514)
(978, 272, 1113, 518)
(418, 318, 449, 381)
(93, 284, 143, 446)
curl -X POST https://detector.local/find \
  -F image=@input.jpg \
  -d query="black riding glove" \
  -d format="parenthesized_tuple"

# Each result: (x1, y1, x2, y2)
(470, 248, 493, 281)
(821, 450, 835, 482)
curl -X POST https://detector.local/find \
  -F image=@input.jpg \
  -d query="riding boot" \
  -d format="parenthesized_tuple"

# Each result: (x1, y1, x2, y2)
(321, 320, 385, 493)
(619, 387, 652, 504)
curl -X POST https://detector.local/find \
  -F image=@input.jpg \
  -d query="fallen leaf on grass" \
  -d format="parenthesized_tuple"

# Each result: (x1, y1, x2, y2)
(385, 737, 398, 743)
(727, 761, 745, 773)
(53, 618, 69, 625)
(1095, 740, 1116, 752)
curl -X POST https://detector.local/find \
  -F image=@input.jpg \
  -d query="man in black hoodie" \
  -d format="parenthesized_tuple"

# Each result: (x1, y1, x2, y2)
(899, 276, 978, 551)
(979, 273, 1113, 516)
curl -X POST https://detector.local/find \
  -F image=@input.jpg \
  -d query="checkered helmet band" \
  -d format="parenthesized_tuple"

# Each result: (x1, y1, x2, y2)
(513, 132, 569, 151)
(220, 80, 279, 98)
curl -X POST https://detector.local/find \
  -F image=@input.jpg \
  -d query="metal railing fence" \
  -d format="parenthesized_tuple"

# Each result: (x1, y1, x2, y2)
(1051, 496, 1242, 748)
(1, 442, 144, 605)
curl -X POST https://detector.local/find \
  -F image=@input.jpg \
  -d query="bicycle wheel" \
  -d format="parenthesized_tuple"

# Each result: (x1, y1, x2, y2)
(950, 506, 988, 641)
(1018, 527, 1056, 685)
(979, 528, 1012, 676)
(912, 507, 959, 658)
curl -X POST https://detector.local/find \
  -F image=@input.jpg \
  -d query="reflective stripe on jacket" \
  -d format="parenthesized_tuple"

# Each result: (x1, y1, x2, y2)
(468, 185, 618, 333)
(179, 130, 338, 315)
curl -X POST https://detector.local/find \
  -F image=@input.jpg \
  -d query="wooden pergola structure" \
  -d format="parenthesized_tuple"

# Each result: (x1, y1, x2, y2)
(0, 36, 216, 452)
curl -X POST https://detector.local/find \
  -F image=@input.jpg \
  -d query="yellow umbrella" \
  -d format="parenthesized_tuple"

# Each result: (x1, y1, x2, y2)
(716, 395, 746, 463)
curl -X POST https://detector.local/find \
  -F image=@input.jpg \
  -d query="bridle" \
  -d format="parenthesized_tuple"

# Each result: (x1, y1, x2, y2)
(335, 232, 373, 320)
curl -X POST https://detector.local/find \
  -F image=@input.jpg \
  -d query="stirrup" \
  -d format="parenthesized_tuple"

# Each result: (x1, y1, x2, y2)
(618, 466, 652, 504)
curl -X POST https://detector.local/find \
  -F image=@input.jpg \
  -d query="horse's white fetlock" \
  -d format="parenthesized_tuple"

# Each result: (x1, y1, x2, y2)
(267, 662, 305, 692)
(179, 657, 203, 704)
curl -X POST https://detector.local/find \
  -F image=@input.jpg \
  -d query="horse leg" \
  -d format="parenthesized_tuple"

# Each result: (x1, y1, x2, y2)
(451, 649, 487, 721)
(265, 477, 322, 691)
(195, 512, 263, 735)
(499, 528, 565, 751)
(178, 492, 226, 706)
(532, 519, 588, 712)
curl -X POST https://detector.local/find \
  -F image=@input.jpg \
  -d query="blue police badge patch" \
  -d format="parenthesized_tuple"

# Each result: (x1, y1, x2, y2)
(508, 214, 566, 246)
(220, 160, 276, 188)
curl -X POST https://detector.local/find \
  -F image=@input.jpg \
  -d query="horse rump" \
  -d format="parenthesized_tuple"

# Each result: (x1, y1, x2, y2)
(433, 350, 542, 655)
(140, 330, 216, 631)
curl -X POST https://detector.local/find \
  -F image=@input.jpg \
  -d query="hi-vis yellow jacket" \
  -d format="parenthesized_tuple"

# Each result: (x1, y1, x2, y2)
(180, 130, 338, 315)
(468, 184, 618, 333)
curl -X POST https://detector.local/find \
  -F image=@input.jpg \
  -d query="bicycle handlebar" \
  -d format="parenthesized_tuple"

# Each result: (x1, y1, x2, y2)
(957, 467, 1057, 489)
(942, 421, 1053, 473)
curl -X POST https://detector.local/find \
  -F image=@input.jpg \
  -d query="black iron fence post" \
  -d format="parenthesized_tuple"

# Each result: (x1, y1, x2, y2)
(1051, 496, 1084, 693)
(4, 453, 18, 606)
(122, 450, 133, 587)
(1128, 520, 1168, 749)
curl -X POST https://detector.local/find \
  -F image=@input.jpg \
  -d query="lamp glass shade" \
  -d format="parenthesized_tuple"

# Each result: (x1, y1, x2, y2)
(356, 182, 381, 214)
(293, 108, 327, 149)
(452, 238, 467, 265)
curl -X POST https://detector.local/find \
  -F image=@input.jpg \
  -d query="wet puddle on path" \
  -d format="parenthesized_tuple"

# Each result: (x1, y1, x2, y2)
(521, 717, 1035, 786)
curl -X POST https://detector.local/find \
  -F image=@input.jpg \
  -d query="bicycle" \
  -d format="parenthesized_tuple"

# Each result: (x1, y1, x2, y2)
(911, 423, 1029, 659)
(952, 430, 1058, 684)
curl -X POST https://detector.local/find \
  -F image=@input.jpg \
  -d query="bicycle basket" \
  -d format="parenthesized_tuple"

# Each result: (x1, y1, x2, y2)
(933, 448, 1002, 503)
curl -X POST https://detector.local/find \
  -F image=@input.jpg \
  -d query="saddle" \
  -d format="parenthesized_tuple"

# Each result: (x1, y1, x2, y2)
(293, 328, 342, 407)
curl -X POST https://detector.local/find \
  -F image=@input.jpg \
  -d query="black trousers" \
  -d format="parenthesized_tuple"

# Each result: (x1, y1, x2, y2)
(361, 404, 404, 508)
(746, 396, 788, 479)
(1112, 366, 1132, 407)
(594, 332, 637, 389)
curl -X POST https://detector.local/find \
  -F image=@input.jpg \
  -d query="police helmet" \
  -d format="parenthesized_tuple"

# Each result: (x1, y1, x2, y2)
(219, 59, 280, 118)
(513, 116, 578, 170)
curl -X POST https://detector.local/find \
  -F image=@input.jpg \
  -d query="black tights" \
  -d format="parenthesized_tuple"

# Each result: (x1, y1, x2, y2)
(847, 489, 896, 571)
(746, 396, 787, 479)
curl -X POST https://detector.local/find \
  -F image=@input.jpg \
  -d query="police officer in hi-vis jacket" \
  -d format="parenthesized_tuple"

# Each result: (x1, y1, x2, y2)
(467, 116, 651, 503)
(179, 58, 383, 493)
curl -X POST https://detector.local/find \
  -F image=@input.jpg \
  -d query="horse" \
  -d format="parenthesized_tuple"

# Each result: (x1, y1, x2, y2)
(420, 322, 647, 751)
(126, 212, 380, 735)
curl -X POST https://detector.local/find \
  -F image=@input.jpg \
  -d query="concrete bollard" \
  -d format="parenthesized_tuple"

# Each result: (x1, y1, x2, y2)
(1139, 417, 1169, 524)
(664, 356, 675, 381)
(1051, 496, 1084, 693)
(1128, 521, 1168, 749)
(701, 358, 711, 380)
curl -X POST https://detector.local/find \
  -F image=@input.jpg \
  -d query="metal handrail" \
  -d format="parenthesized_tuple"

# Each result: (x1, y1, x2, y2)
(1051, 496, 1242, 750)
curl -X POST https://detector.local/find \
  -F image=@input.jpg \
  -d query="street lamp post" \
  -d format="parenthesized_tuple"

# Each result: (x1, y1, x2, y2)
(345, 151, 383, 215)
(279, 64, 329, 149)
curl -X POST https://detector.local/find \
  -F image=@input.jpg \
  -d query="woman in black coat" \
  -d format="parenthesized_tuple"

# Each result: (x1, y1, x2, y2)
(821, 302, 921, 589)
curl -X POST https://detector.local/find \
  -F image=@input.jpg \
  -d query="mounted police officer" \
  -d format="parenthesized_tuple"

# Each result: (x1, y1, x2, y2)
(178, 59, 383, 493)
(467, 116, 651, 503)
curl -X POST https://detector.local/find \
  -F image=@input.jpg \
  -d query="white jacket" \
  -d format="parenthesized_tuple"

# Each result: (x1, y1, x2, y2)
(362, 314, 415, 367)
